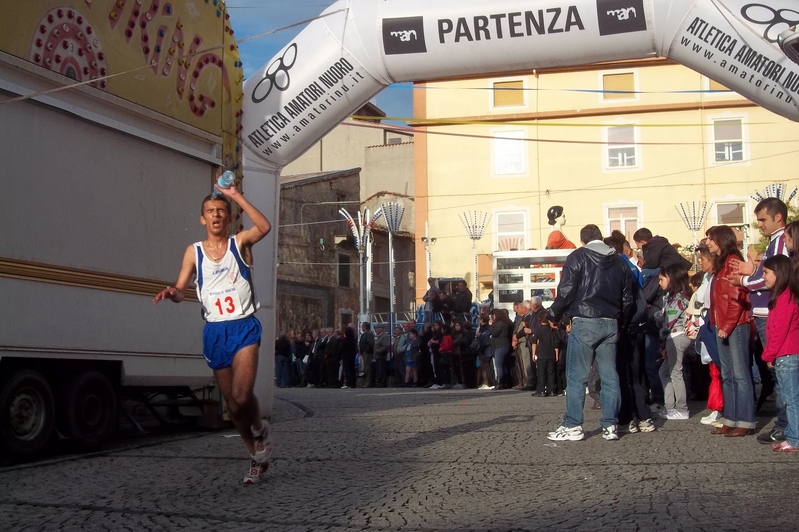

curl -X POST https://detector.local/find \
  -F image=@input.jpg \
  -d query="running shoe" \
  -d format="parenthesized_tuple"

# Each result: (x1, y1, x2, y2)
(666, 409, 689, 420)
(547, 425, 584, 442)
(602, 425, 619, 441)
(242, 459, 269, 484)
(638, 419, 656, 432)
(700, 410, 721, 425)
(772, 440, 799, 452)
(628, 420, 640, 434)
(252, 421, 274, 465)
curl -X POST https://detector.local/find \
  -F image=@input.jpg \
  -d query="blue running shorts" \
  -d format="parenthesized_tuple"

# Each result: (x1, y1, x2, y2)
(202, 315, 262, 370)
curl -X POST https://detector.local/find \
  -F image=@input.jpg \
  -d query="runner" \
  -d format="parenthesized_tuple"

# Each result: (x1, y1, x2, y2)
(153, 177, 273, 484)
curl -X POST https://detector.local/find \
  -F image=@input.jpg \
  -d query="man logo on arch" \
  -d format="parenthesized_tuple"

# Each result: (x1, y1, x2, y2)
(597, 0, 647, 36)
(383, 17, 427, 55)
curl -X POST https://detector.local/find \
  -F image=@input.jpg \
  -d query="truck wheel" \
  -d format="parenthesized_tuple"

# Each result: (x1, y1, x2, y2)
(0, 369, 56, 456)
(62, 370, 117, 450)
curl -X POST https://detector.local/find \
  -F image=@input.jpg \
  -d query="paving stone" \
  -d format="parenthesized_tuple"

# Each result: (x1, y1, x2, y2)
(0, 388, 797, 531)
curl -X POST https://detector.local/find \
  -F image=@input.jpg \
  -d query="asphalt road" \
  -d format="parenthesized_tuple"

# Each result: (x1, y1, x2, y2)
(1, 387, 795, 531)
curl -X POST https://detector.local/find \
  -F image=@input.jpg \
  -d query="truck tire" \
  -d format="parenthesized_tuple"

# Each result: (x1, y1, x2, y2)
(0, 369, 56, 456)
(62, 370, 117, 450)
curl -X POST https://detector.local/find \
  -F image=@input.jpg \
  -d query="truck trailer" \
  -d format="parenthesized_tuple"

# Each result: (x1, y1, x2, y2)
(0, 0, 245, 457)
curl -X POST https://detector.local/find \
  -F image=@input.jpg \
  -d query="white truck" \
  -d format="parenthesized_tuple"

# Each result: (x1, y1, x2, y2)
(0, 1, 244, 457)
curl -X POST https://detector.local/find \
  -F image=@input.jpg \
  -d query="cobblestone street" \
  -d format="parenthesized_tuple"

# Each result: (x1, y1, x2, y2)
(1, 388, 797, 531)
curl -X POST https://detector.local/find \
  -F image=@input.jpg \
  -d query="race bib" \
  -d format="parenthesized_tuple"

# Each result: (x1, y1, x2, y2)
(208, 287, 244, 318)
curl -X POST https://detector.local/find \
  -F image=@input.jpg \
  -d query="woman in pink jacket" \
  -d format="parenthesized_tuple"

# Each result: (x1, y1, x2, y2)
(761, 255, 799, 452)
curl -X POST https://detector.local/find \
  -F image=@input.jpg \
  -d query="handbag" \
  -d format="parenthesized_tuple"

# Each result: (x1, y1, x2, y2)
(685, 313, 702, 340)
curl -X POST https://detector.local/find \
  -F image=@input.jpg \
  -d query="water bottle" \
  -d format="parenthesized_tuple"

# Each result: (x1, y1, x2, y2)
(214, 170, 235, 194)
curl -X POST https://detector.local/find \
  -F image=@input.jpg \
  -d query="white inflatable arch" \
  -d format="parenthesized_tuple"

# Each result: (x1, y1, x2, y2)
(241, 0, 799, 413)
(243, 0, 799, 168)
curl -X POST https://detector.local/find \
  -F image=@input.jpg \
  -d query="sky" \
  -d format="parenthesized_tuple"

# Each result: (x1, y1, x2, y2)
(225, 0, 413, 126)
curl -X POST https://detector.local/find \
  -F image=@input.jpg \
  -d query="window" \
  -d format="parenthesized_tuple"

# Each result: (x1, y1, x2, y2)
(493, 80, 524, 107)
(713, 119, 744, 162)
(337, 253, 351, 288)
(606, 125, 637, 169)
(602, 72, 634, 100)
(708, 78, 729, 92)
(496, 212, 526, 251)
(339, 311, 353, 329)
(493, 130, 527, 176)
(607, 206, 640, 243)
(717, 202, 746, 225)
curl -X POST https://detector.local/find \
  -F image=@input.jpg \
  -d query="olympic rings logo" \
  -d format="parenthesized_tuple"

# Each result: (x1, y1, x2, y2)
(251, 43, 297, 104)
(741, 3, 799, 43)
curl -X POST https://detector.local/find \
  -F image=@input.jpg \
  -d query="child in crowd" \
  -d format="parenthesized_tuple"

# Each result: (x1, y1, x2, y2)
(658, 263, 692, 420)
(476, 316, 495, 390)
(404, 328, 420, 387)
(760, 255, 799, 452)
(435, 324, 454, 389)
(693, 244, 724, 426)
(531, 314, 561, 397)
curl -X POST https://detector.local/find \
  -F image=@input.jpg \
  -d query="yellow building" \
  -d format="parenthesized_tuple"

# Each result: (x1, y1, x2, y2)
(413, 58, 799, 302)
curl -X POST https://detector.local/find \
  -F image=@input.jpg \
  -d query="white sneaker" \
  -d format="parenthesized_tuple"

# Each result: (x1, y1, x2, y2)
(628, 420, 640, 434)
(602, 425, 619, 441)
(242, 458, 269, 484)
(478, 384, 490, 390)
(429, 384, 442, 390)
(341, 385, 349, 389)
(547, 425, 585, 441)
(665, 409, 689, 420)
(638, 419, 656, 432)
(251, 421, 273, 465)
(700, 410, 721, 425)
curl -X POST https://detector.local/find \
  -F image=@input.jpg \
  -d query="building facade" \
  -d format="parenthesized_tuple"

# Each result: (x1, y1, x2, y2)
(413, 58, 799, 302)
(276, 105, 416, 332)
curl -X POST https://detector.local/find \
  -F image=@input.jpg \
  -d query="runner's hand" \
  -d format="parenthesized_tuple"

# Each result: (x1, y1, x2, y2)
(153, 286, 177, 304)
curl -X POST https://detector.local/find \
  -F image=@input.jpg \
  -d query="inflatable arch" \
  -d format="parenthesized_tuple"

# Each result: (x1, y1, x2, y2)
(240, 0, 799, 413)
(243, 0, 799, 168)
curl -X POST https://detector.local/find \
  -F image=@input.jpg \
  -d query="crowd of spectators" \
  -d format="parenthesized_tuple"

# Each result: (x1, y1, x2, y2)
(276, 197, 799, 451)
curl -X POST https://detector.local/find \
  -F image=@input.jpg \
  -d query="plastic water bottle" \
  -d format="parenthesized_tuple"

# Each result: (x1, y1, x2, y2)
(214, 170, 235, 194)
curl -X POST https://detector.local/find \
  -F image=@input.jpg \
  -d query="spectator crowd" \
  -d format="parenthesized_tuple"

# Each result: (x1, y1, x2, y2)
(275, 198, 799, 452)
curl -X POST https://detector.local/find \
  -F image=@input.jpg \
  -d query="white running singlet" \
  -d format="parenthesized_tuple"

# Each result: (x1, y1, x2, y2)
(195, 236, 258, 322)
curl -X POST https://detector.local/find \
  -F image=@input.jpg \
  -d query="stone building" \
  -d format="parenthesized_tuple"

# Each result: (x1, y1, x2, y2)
(276, 104, 416, 333)
(277, 168, 415, 333)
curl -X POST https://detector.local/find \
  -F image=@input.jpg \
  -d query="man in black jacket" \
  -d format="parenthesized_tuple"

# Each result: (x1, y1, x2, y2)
(546, 224, 634, 443)
(451, 280, 473, 322)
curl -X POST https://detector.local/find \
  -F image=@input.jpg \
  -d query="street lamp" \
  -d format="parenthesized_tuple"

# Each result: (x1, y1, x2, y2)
(339, 207, 384, 329)
(459, 210, 490, 303)
(421, 221, 437, 279)
(382, 202, 405, 351)
(675, 201, 708, 270)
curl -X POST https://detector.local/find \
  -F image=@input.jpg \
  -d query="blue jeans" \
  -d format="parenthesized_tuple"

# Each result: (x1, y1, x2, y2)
(563, 318, 620, 429)
(716, 323, 755, 428)
(755, 317, 787, 432)
(275, 355, 291, 388)
(774, 355, 799, 447)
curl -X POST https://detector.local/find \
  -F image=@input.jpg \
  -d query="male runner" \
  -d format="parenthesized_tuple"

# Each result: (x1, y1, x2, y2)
(153, 179, 273, 484)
